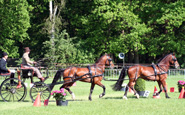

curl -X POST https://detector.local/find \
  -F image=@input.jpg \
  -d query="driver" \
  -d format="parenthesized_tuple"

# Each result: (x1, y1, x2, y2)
(22, 47, 46, 82)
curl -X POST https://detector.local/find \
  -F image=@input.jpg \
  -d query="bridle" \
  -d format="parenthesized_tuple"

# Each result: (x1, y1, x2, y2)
(105, 55, 112, 66)
(172, 55, 177, 62)
(171, 55, 177, 65)
(171, 55, 178, 68)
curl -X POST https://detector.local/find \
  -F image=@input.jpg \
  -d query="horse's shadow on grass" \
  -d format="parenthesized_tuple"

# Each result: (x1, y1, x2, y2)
(48, 99, 86, 102)
(0, 99, 86, 102)
(103, 96, 138, 100)
(103, 97, 122, 99)
(0, 100, 5, 102)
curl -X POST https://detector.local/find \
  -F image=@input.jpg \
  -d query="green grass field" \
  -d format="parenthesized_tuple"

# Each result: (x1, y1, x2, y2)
(0, 76, 185, 115)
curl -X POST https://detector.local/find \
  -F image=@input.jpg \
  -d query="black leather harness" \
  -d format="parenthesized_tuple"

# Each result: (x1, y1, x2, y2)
(63, 66, 104, 84)
(144, 64, 168, 81)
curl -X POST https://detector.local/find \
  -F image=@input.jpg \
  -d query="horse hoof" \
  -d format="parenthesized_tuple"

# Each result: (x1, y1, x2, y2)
(99, 94, 105, 98)
(71, 93, 75, 100)
(135, 94, 140, 99)
(166, 96, 170, 98)
(122, 96, 128, 100)
(89, 97, 92, 101)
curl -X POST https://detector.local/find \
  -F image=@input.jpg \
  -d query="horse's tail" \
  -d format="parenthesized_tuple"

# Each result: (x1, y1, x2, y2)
(49, 68, 65, 91)
(112, 66, 127, 91)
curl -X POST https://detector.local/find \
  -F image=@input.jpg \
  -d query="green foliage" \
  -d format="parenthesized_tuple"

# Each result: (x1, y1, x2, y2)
(43, 30, 94, 68)
(1, 0, 185, 65)
(134, 78, 146, 91)
(24, 0, 50, 59)
(62, 0, 185, 64)
(64, 0, 150, 59)
(0, 0, 31, 57)
(135, 0, 185, 58)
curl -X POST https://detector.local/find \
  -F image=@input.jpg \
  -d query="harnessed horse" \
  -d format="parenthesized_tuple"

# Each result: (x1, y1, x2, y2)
(113, 53, 179, 99)
(50, 54, 114, 101)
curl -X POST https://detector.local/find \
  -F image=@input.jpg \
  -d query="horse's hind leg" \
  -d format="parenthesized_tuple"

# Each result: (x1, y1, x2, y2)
(130, 86, 139, 99)
(126, 81, 139, 99)
(60, 82, 76, 100)
(123, 85, 129, 100)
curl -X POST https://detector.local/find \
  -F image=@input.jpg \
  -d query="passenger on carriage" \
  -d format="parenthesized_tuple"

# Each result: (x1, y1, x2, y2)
(21, 47, 46, 82)
(0, 52, 15, 79)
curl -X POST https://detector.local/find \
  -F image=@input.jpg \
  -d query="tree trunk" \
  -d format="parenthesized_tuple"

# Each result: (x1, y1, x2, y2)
(134, 45, 139, 64)
(134, 51, 139, 64)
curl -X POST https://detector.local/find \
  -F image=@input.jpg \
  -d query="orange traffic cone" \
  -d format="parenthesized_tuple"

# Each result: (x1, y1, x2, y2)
(33, 93, 41, 107)
(153, 86, 160, 99)
(178, 87, 184, 99)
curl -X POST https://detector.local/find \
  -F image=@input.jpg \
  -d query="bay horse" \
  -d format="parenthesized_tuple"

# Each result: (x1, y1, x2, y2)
(49, 54, 114, 101)
(113, 53, 179, 99)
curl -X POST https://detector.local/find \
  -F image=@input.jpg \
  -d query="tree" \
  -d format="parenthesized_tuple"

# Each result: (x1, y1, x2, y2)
(43, 30, 94, 68)
(0, 0, 31, 57)
(63, 0, 150, 62)
(43, 0, 94, 66)
(134, 0, 185, 60)
(24, 0, 50, 59)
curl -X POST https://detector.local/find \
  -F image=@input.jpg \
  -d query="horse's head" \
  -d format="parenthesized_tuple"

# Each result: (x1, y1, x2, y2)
(104, 54, 114, 69)
(96, 53, 114, 68)
(159, 53, 180, 69)
(170, 53, 180, 69)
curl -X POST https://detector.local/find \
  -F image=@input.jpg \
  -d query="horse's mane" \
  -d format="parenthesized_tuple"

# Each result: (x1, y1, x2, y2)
(95, 54, 108, 64)
(157, 53, 172, 63)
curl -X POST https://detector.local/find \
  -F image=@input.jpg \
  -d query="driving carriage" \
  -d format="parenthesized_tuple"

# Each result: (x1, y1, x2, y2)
(0, 65, 51, 102)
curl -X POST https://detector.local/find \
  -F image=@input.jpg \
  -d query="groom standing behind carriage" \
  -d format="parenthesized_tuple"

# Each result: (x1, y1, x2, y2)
(0, 52, 15, 78)
(22, 47, 46, 82)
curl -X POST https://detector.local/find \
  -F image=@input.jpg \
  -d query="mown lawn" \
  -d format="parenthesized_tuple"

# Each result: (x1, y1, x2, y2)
(0, 75, 185, 115)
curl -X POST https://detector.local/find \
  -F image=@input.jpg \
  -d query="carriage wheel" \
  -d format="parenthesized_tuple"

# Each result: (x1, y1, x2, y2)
(0, 78, 27, 102)
(30, 82, 51, 102)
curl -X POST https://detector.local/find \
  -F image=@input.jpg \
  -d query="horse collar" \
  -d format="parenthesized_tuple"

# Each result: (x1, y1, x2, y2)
(87, 66, 92, 77)
(151, 64, 157, 81)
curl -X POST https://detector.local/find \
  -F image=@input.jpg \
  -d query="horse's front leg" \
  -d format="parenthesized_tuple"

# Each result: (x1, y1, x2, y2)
(161, 80, 170, 98)
(89, 83, 95, 101)
(156, 81, 163, 95)
(99, 85, 106, 98)
(96, 81, 106, 98)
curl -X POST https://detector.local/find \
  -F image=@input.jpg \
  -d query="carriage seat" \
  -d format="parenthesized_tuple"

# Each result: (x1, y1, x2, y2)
(0, 73, 11, 77)
(20, 64, 37, 79)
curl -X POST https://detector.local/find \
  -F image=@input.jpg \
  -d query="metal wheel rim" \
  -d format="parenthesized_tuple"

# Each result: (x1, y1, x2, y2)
(0, 78, 27, 102)
(30, 82, 51, 102)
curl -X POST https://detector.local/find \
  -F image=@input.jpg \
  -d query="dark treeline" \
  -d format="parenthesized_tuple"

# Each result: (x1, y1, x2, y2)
(1, 0, 185, 67)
